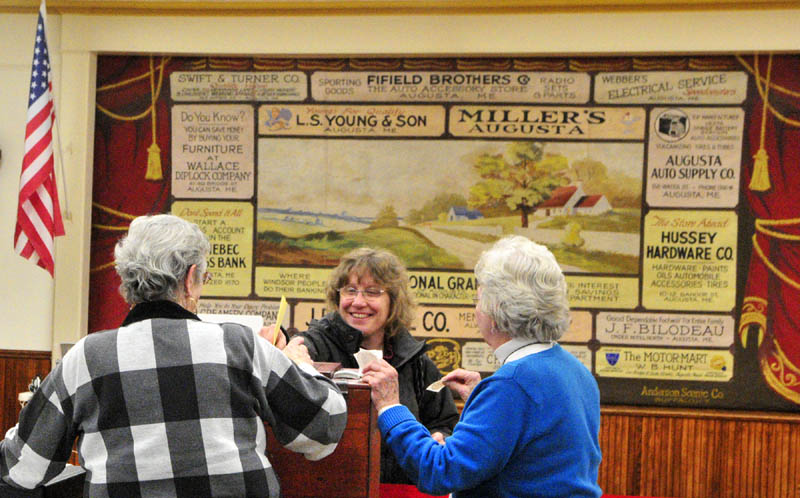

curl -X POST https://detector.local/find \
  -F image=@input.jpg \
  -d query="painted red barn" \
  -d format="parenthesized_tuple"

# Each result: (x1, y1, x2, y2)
(537, 183, 612, 216)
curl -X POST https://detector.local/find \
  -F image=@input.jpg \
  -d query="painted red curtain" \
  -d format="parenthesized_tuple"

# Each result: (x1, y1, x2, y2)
(739, 53, 800, 405)
(89, 55, 287, 332)
(90, 56, 186, 332)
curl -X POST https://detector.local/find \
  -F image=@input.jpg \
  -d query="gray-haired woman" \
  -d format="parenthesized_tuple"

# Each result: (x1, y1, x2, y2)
(363, 235, 602, 498)
(1, 214, 346, 497)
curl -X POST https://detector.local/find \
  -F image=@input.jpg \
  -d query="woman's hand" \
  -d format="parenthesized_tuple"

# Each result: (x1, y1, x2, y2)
(283, 336, 312, 365)
(442, 368, 481, 401)
(259, 327, 311, 366)
(361, 359, 400, 412)
(259, 324, 287, 350)
(278, 332, 314, 365)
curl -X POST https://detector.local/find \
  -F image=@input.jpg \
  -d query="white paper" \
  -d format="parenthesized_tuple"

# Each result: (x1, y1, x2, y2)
(355, 348, 382, 370)
(332, 368, 362, 380)
(199, 313, 264, 335)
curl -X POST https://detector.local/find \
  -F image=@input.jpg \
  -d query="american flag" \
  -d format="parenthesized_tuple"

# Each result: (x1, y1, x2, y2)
(14, 0, 64, 277)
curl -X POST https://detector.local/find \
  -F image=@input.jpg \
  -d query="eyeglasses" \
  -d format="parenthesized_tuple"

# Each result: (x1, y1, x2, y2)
(339, 286, 386, 300)
(202, 272, 212, 285)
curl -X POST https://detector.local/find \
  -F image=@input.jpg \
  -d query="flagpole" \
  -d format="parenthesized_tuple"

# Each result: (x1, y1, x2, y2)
(42, 1, 71, 222)
(52, 106, 71, 222)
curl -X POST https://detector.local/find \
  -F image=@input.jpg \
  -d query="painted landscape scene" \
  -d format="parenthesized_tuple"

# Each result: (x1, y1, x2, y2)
(256, 139, 643, 273)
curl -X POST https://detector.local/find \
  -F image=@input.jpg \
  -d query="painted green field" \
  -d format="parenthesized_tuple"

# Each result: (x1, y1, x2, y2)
(537, 209, 641, 233)
(551, 246, 639, 274)
(256, 226, 462, 268)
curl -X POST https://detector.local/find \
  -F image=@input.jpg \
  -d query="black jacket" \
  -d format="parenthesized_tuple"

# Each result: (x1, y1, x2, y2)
(299, 312, 459, 484)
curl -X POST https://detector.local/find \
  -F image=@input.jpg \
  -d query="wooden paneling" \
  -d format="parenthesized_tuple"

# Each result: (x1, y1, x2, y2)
(4, 356, 800, 498)
(265, 381, 380, 497)
(0, 349, 51, 435)
(599, 406, 800, 498)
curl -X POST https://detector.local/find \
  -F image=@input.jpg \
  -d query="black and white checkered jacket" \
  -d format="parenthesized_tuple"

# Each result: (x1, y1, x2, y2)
(0, 300, 347, 497)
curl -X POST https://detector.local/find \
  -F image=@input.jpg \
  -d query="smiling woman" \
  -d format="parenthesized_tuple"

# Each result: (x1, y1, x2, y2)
(297, 247, 460, 485)
(337, 279, 390, 349)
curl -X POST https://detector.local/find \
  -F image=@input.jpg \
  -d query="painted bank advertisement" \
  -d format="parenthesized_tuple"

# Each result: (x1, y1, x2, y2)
(89, 54, 800, 412)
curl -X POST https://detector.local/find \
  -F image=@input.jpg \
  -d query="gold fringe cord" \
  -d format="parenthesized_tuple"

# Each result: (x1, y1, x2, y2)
(749, 53, 773, 191)
(146, 56, 163, 181)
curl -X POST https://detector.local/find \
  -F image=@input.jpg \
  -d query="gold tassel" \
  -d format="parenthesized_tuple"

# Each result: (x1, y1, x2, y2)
(750, 53, 772, 192)
(146, 143, 162, 181)
(749, 148, 770, 191)
(146, 56, 162, 181)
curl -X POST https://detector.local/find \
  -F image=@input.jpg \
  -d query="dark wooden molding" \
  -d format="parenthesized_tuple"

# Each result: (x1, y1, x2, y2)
(0, 0, 796, 16)
(602, 404, 800, 424)
(0, 349, 51, 360)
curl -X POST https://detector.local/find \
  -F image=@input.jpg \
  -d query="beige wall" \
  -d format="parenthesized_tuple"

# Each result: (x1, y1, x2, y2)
(0, 12, 62, 352)
(2, 5, 800, 358)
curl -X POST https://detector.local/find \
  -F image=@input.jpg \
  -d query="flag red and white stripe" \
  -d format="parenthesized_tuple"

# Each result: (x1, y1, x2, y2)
(14, 0, 64, 277)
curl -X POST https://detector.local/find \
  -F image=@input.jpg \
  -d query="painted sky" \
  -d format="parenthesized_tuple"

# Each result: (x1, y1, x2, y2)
(257, 139, 643, 217)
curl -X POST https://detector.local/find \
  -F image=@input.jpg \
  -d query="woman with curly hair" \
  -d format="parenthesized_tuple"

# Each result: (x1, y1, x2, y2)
(298, 247, 458, 485)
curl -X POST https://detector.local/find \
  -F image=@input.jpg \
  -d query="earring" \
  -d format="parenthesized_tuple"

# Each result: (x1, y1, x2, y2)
(186, 296, 197, 313)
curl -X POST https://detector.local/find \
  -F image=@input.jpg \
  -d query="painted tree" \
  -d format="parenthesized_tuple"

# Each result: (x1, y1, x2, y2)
(468, 142, 569, 228)
(562, 221, 585, 248)
(569, 157, 641, 208)
(370, 204, 399, 228)
(569, 158, 608, 191)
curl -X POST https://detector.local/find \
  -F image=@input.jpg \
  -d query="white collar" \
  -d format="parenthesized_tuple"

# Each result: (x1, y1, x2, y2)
(494, 338, 554, 365)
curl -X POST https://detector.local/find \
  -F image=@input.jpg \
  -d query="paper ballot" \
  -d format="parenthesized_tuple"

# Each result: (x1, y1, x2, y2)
(355, 348, 382, 369)
(332, 349, 382, 381)
(272, 296, 288, 345)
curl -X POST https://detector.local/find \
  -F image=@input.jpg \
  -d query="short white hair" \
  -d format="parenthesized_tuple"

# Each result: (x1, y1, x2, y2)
(475, 235, 569, 342)
(114, 214, 210, 305)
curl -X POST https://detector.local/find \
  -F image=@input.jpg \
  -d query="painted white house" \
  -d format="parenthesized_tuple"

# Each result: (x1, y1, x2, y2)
(447, 206, 484, 221)
(574, 194, 612, 215)
(537, 184, 612, 216)
(537, 185, 584, 216)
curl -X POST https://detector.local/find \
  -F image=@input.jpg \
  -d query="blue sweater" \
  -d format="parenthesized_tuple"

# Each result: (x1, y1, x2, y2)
(378, 343, 602, 498)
